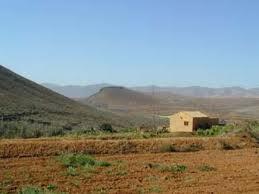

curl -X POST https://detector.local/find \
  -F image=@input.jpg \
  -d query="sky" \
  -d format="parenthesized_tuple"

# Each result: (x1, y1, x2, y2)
(0, 0, 259, 88)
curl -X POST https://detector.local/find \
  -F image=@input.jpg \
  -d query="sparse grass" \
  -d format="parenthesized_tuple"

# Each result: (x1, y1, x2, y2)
(198, 164, 217, 172)
(149, 186, 163, 193)
(46, 184, 58, 191)
(105, 160, 128, 176)
(66, 166, 78, 176)
(57, 153, 111, 176)
(148, 163, 187, 174)
(18, 186, 64, 194)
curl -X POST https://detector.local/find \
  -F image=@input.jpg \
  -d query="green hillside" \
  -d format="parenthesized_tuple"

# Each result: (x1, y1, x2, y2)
(0, 65, 133, 138)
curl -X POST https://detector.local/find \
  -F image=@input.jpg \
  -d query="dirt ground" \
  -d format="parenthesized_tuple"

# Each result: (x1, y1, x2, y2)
(0, 148, 258, 194)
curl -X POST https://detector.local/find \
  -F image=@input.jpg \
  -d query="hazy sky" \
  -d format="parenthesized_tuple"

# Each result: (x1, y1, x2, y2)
(1, 0, 259, 87)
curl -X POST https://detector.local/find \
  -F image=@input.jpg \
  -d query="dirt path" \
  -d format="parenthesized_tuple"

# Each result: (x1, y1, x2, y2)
(0, 148, 258, 194)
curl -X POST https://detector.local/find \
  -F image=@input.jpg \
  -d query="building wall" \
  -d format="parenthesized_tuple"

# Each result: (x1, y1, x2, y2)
(169, 113, 194, 132)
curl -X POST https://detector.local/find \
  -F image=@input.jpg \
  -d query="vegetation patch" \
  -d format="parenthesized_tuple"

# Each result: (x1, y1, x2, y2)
(198, 164, 217, 172)
(197, 125, 233, 137)
(105, 160, 128, 176)
(147, 163, 187, 174)
(57, 153, 111, 176)
(18, 186, 63, 194)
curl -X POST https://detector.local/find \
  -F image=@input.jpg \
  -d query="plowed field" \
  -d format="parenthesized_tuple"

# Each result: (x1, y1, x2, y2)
(1, 148, 258, 194)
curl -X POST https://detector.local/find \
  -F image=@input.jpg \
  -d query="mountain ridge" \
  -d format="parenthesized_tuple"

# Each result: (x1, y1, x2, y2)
(44, 83, 259, 99)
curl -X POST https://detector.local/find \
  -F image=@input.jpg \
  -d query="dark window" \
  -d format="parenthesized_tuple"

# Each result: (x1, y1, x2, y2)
(184, 121, 189, 126)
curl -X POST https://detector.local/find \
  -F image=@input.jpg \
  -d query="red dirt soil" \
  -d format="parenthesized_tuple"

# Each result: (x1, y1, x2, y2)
(0, 148, 258, 194)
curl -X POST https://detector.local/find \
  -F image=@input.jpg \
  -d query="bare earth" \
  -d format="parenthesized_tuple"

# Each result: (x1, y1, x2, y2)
(0, 148, 258, 194)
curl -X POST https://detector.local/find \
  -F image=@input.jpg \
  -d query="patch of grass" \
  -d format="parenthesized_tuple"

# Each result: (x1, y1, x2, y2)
(105, 160, 128, 176)
(149, 186, 163, 193)
(19, 187, 45, 194)
(58, 153, 111, 176)
(47, 184, 57, 191)
(58, 153, 96, 168)
(147, 163, 187, 174)
(66, 166, 78, 176)
(198, 164, 217, 172)
(18, 186, 64, 194)
(92, 186, 108, 194)
(97, 161, 112, 167)
(161, 164, 187, 173)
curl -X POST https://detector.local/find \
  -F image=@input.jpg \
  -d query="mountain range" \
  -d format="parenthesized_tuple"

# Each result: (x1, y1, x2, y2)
(43, 83, 259, 99)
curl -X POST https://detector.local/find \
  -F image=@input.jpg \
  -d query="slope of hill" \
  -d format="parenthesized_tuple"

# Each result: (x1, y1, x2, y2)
(0, 65, 133, 138)
(42, 83, 112, 98)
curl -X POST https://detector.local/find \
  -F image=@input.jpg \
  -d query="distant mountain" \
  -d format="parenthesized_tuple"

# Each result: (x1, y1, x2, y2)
(0, 65, 133, 137)
(83, 86, 160, 111)
(133, 86, 259, 98)
(44, 83, 259, 98)
(42, 83, 112, 98)
(82, 85, 259, 122)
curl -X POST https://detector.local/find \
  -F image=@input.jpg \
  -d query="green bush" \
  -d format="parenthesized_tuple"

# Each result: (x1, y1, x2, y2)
(197, 125, 233, 136)
(99, 123, 113, 132)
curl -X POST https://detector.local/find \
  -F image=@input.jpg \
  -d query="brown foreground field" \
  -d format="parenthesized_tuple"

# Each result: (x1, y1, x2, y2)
(0, 137, 258, 194)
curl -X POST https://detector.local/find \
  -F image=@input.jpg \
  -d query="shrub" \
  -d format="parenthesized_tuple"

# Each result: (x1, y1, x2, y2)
(99, 123, 113, 132)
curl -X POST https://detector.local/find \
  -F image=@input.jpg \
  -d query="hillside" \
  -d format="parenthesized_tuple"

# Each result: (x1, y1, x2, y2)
(84, 87, 161, 112)
(0, 65, 133, 138)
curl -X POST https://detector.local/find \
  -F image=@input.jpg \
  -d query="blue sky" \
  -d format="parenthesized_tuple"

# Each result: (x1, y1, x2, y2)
(0, 0, 259, 87)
